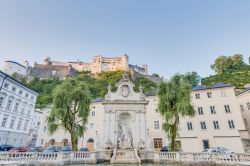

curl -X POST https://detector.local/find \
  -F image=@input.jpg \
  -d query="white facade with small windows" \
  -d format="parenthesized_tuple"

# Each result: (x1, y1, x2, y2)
(179, 84, 249, 153)
(237, 88, 250, 134)
(2, 61, 30, 76)
(36, 82, 250, 153)
(0, 71, 38, 146)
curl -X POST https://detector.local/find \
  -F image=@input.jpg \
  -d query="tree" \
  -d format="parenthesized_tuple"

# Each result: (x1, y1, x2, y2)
(157, 74, 195, 151)
(182, 72, 201, 87)
(47, 78, 91, 151)
(210, 54, 246, 74)
(134, 77, 157, 94)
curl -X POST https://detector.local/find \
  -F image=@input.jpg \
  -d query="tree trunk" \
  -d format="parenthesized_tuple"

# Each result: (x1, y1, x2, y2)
(71, 133, 78, 151)
(170, 114, 178, 151)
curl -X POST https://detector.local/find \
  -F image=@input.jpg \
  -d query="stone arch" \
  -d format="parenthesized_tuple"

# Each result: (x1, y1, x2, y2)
(86, 138, 94, 151)
(49, 139, 55, 146)
(61, 138, 69, 146)
(119, 112, 131, 121)
(87, 138, 94, 143)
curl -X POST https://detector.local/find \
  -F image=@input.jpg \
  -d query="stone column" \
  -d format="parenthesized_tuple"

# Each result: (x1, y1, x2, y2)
(103, 109, 111, 147)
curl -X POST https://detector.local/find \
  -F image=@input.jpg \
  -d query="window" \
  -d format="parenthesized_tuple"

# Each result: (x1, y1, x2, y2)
(20, 102, 27, 114)
(228, 120, 235, 129)
(9, 117, 16, 129)
(187, 122, 193, 130)
(210, 106, 216, 114)
(43, 126, 46, 132)
(213, 121, 219, 129)
(90, 123, 94, 129)
(221, 91, 226, 97)
(207, 92, 212, 98)
(6, 99, 13, 110)
(0, 97, 4, 107)
(240, 105, 244, 112)
(16, 118, 23, 130)
(91, 111, 95, 116)
(12, 86, 16, 92)
(19, 90, 23, 95)
(154, 121, 160, 130)
(13, 102, 20, 112)
(31, 96, 34, 100)
(25, 93, 29, 98)
(153, 138, 163, 148)
(23, 120, 29, 131)
(200, 121, 206, 130)
(195, 93, 200, 99)
(3, 83, 9, 89)
(198, 107, 204, 115)
(26, 104, 33, 116)
(247, 102, 250, 110)
(41, 139, 44, 145)
(1, 115, 9, 127)
(224, 105, 231, 113)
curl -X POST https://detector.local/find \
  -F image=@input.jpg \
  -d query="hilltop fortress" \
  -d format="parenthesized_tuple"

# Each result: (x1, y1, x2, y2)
(2, 54, 161, 82)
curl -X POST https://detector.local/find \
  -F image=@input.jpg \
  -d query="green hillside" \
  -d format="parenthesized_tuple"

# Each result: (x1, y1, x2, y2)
(21, 71, 157, 108)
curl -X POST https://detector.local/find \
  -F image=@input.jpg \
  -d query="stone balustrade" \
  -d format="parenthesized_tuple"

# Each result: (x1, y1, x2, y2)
(1, 151, 250, 165)
(0, 151, 96, 165)
(159, 152, 250, 165)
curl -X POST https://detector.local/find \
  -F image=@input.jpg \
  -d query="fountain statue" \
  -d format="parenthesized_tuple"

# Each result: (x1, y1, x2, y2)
(118, 120, 132, 149)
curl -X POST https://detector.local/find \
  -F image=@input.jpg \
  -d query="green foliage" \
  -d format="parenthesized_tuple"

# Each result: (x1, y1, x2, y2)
(210, 54, 246, 74)
(24, 70, 159, 108)
(202, 65, 250, 88)
(182, 71, 201, 87)
(47, 78, 91, 151)
(157, 74, 195, 151)
(27, 77, 62, 108)
(134, 77, 157, 94)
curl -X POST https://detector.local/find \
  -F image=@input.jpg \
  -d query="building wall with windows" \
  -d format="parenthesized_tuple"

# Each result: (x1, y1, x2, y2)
(179, 84, 248, 153)
(146, 95, 168, 151)
(2, 61, 29, 76)
(36, 101, 105, 150)
(0, 71, 38, 146)
(36, 96, 169, 151)
(36, 83, 250, 153)
(237, 89, 250, 134)
(28, 109, 43, 147)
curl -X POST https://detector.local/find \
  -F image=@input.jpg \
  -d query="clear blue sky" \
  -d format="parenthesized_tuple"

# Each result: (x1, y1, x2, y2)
(0, 0, 250, 78)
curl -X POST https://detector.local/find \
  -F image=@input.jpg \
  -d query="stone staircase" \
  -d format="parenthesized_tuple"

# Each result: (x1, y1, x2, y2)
(110, 149, 141, 164)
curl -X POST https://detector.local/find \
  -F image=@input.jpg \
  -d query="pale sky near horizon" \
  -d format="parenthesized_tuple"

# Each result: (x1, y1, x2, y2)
(0, 0, 250, 78)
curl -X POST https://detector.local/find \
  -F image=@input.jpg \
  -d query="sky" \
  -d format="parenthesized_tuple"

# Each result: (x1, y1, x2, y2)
(0, 0, 250, 78)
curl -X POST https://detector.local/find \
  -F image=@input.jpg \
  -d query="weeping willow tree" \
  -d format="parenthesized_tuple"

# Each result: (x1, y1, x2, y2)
(47, 78, 91, 151)
(157, 74, 195, 151)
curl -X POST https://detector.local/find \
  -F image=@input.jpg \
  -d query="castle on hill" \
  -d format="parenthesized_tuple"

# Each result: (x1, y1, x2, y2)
(2, 54, 161, 82)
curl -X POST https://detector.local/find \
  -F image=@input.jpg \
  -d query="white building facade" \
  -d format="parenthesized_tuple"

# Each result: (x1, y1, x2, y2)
(36, 75, 168, 151)
(0, 71, 38, 146)
(179, 84, 249, 153)
(36, 81, 250, 153)
(2, 61, 30, 76)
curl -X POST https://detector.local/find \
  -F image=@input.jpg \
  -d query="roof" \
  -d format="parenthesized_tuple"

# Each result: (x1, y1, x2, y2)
(192, 83, 235, 91)
(5, 61, 26, 68)
(237, 87, 250, 96)
(0, 71, 39, 95)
